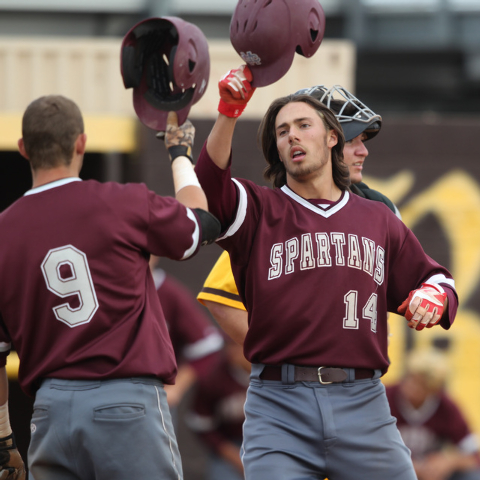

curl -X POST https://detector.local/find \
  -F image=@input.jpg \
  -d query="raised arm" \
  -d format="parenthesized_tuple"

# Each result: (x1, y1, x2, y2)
(206, 65, 256, 169)
(162, 111, 208, 210)
(162, 111, 221, 245)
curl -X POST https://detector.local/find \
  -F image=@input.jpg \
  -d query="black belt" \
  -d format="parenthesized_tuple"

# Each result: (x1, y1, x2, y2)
(260, 365, 374, 384)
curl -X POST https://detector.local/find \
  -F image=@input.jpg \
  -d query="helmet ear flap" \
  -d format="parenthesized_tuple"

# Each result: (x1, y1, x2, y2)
(121, 45, 142, 89)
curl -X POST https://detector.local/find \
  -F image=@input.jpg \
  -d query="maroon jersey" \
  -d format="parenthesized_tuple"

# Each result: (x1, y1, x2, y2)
(153, 268, 223, 375)
(0, 178, 202, 396)
(386, 384, 479, 458)
(186, 354, 248, 453)
(195, 144, 458, 373)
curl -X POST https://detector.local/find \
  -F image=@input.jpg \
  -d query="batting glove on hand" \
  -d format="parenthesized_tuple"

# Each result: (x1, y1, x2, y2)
(0, 434, 26, 480)
(157, 111, 195, 164)
(397, 283, 447, 331)
(218, 65, 256, 118)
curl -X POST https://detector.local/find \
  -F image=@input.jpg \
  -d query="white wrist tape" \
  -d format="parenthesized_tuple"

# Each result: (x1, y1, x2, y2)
(0, 402, 12, 438)
(172, 156, 201, 194)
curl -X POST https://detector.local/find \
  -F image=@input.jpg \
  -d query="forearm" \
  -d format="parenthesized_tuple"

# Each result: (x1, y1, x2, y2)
(206, 114, 238, 170)
(174, 183, 208, 211)
(164, 364, 197, 407)
(203, 301, 248, 345)
(452, 452, 480, 471)
(0, 367, 11, 438)
(163, 112, 208, 210)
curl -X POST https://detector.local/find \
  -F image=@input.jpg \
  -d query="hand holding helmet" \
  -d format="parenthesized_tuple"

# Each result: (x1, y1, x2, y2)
(160, 111, 195, 164)
(218, 65, 256, 118)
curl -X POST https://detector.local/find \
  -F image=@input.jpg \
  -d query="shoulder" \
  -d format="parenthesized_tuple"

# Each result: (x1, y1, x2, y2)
(234, 178, 273, 197)
(353, 182, 398, 216)
(79, 180, 150, 201)
(198, 251, 245, 309)
(437, 390, 468, 417)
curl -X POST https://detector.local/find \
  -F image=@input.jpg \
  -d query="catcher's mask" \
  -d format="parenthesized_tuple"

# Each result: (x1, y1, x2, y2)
(121, 17, 210, 131)
(295, 85, 382, 142)
(230, 0, 325, 88)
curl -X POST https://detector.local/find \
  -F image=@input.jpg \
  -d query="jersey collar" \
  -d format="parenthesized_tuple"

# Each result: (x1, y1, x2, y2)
(24, 177, 82, 196)
(280, 185, 350, 218)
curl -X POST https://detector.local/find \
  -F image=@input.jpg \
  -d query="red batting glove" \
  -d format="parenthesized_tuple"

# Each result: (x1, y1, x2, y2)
(218, 65, 256, 118)
(397, 283, 447, 331)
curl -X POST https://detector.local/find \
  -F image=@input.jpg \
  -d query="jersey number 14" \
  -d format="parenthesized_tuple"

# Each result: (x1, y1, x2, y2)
(344, 290, 377, 333)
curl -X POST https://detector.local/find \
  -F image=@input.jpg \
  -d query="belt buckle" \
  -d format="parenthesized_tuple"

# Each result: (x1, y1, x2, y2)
(317, 366, 332, 385)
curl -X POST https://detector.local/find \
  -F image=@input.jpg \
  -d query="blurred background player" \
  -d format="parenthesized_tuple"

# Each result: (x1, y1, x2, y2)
(185, 335, 250, 480)
(197, 84, 400, 343)
(0, 95, 219, 480)
(150, 258, 224, 415)
(386, 349, 480, 480)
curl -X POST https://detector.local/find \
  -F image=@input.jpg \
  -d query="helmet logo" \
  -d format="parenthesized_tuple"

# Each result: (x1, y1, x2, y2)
(240, 51, 262, 66)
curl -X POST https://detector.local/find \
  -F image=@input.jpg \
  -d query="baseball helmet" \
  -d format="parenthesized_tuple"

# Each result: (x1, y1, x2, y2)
(121, 17, 210, 131)
(294, 85, 382, 142)
(230, 0, 325, 88)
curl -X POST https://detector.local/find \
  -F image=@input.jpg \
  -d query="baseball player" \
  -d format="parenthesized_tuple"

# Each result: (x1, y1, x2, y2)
(0, 95, 219, 480)
(186, 335, 250, 480)
(179, 64, 459, 480)
(197, 84, 400, 343)
(386, 349, 480, 480)
(151, 265, 224, 411)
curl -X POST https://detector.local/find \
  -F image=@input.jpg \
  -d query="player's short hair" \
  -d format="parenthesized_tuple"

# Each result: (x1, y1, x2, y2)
(260, 94, 349, 190)
(21, 95, 84, 169)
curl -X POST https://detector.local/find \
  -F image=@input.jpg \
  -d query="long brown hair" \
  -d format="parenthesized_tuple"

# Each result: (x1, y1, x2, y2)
(259, 94, 349, 189)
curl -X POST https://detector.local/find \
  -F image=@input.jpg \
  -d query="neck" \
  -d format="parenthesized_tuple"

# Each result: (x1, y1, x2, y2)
(31, 165, 79, 189)
(286, 175, 342, 201)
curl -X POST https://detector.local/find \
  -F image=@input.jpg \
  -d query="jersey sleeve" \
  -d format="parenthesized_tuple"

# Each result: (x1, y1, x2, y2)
(437, 392, 475, 448)
(145, 188, 201, 261)
(195, 141, 265, 268)
(194, 141, 239, 231)
(386, 224, 457, 325)
(197, 251, 246, 311)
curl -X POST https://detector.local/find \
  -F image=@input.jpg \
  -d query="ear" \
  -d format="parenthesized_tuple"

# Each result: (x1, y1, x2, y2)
(75, 133, 87, 155)
(17, 138, 29, 159)
(327, 129, 338, 149)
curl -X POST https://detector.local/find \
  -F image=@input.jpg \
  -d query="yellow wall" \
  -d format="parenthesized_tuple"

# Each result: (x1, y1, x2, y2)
(0, 113, 137, 153)
(366, 170, 480, 437)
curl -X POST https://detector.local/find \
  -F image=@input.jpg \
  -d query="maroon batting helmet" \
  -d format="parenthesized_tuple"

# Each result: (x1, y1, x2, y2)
(230, 0, 325, 88)
(121, 17, 210, 131)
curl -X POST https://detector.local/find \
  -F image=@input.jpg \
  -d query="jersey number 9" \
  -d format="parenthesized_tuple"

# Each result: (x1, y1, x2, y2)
(41, 245, 99, 327)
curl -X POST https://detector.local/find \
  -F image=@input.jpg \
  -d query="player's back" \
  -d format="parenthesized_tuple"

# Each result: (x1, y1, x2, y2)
(0, 178, 197, 395)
